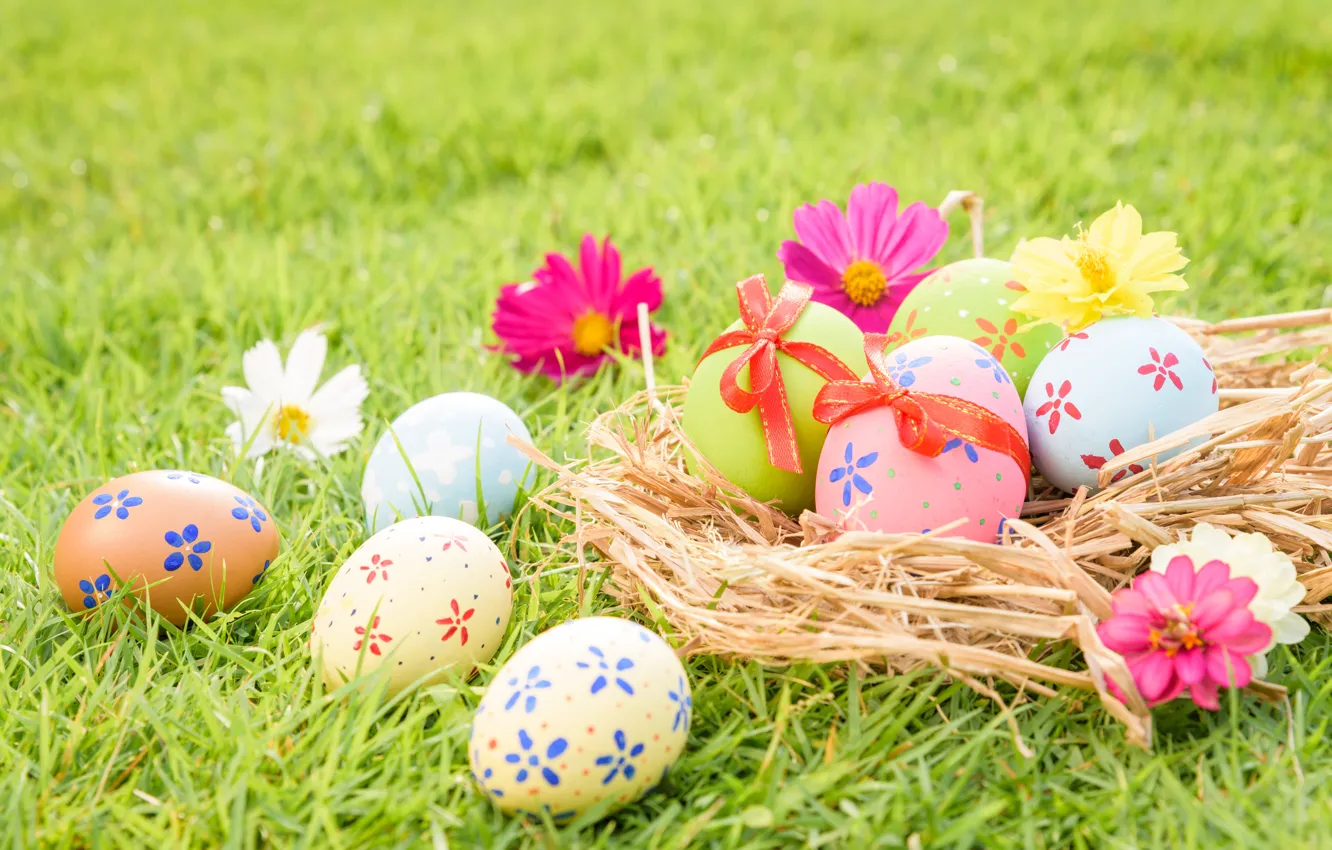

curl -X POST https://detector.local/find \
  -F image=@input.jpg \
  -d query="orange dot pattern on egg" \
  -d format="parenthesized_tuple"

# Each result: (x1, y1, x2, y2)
(52, 470, 279, 626)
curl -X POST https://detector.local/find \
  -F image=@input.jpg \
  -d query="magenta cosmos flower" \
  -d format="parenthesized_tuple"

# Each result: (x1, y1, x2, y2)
(491, 234, 666, 381)
(777, 182, 949, 333)
(1097, 555, 1272, 710)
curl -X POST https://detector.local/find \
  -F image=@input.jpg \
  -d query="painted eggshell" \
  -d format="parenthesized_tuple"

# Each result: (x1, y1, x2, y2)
(312, 516, 512, 695)
(681, 300, 867, 515)
(1024, 316, 1219, 493)
(470, 617, 691, 821)
(888, 258, 1062, 397)
(814, 336, 1028, 542)
(53, 470, 279, 626)
(361, 392, 533, 533)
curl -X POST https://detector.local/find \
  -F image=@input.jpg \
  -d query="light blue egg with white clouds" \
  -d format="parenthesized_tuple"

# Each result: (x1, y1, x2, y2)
(361, 392, 534, 533)
(1023, 316, 1219, 493)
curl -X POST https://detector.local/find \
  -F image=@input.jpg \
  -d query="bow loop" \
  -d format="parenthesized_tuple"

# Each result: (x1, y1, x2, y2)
(813, 334, 1031, 481)
(697, 276, 859, 473)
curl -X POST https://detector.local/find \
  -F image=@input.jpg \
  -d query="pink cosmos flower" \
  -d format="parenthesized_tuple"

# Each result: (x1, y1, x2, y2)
(491, 234, 666, 381)
(777, 182, 949, 332)
(1097, 555, 1272, 710)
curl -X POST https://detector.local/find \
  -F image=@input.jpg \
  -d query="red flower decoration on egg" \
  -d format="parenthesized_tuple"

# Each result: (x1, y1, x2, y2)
(1138, 348, 1183, 392)
(884, 309, 928, 349)
(500, 559, 512, 589)
(437, 599, 476, 646)
(353, 616, 393, 656)
(359, 553, 392, 584)
(973, 317, 1026, 360)
(1080, 439, 1145, 483)
(1203, 357, 1217, 394)
(1034, 380, 1082, 435)
(437, 534, 468, 552)
(1056, 331, 1089, 352)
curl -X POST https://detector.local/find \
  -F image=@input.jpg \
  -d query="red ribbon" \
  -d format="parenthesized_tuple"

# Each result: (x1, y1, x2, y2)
(813, 334, 1031, 482)
(699, 276, 860, 474)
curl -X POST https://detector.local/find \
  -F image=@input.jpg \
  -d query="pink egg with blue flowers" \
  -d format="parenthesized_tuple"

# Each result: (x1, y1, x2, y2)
(814, 336, 1029, 543)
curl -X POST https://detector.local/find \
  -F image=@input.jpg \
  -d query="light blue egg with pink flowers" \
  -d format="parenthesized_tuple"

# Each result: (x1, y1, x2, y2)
(360, 392, 534, 533)
(1023, 316, 1219, 493)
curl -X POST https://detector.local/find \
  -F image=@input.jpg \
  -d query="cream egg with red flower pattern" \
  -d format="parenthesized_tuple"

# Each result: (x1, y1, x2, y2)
(312, 516, 513, 696)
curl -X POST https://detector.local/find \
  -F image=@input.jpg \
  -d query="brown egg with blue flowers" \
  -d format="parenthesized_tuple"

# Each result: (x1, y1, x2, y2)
(53, 470, 279, 626)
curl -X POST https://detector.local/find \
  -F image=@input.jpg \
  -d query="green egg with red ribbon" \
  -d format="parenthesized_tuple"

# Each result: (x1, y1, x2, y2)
(886, 258, 1062, 397)
(681, 276, 867, 515)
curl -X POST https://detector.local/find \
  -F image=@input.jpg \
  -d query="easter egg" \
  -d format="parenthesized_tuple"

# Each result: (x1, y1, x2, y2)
(888, 258, 1062, 396)
(312, 516, 512, 695)
(681, 301, 866, 515)
(1023, 316, 1219, 493)
(361, 392, 534, 533)
(814, 336, 1028, 542)
(53, 470, 279, 626)
(470, 617, 691, 821)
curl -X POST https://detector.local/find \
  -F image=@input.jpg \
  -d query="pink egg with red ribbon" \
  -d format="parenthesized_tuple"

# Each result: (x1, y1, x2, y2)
(813, 334, 1029, 543)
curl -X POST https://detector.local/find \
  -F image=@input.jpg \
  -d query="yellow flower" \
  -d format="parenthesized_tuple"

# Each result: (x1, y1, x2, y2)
(1010, 202, 1188, 332)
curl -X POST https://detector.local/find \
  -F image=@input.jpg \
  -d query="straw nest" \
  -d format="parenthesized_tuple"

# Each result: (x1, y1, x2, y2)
(517, 308, 1332, 751)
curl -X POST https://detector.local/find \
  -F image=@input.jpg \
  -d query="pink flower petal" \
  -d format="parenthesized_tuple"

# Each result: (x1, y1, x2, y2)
(1204, 646, 1252, 688)
(846, 182, 900, 262)
(1191, 559, 1232, 597)
(1163, 554, 1196, 600)
(579, 234, 606, 307)
(1189, 588, 1236, 631)
(875, 201, 949, 279)
(791, 199, 853, 272)
(613, 268, 663, 318)
(1134, 571, 1178, 612)
(1110, 587, 1154, 618)
(1130, 650, 1177, 702)
(1098, 614, 1153, 653)
(601, 236, 622, 310)
(1174, 647, 1206, 685)
(778, 240, 846, 291)
(1205, 607, 1258, 645)
(1221, 572, 1259, 609)
(1189, 680, 1221, 711)
(617, 321, 668, 358)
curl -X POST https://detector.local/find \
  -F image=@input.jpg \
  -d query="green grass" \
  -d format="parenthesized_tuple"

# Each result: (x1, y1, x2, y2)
(4, 0, 1332, 845)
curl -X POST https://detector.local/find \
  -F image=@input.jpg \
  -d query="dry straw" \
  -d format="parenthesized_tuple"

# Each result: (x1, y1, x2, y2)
(516, 205, 1332, 750)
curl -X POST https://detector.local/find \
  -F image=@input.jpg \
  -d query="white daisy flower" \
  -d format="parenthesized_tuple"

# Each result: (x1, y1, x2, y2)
(222, 328, 369, 461)
(1150, 523, 1310, 664)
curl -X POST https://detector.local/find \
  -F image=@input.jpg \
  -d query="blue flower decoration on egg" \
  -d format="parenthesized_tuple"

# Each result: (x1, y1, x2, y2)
(577, 646, 634, 695)
(829, 442, 876, 506)
(975, 356, 1012, 385)
(164, 524, 213, 571)
(503, 730, 567, 786)
(79, 574, 112, 609)
(888, 353, 933, 388)
(504, 665, 552, 713)
(595, 730, 646, 785)
(92, 489, 143, 520)
(942, 438, 980, 463)
(231, 496, 268, 533)
(361, 392, 535, 534)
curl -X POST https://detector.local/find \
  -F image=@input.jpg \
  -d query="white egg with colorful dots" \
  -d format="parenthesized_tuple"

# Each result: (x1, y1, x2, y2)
(1023, 316, 1219, 493)
(469, 617, 692, 822)
(311, 516, 514, 695)
(361, 392, 534, 533)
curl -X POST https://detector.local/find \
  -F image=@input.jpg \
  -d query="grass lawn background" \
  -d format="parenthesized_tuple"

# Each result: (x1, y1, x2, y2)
(3, 0, 1332, 846)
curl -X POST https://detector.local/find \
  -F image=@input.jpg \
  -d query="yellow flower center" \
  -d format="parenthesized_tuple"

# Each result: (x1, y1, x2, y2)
(841, 260, 888, 307)
(1147, 603, 1202, 657)
(1072, 238, 1116, 294)
(275, 404, 313, 443)
(571, 310, 615, 356)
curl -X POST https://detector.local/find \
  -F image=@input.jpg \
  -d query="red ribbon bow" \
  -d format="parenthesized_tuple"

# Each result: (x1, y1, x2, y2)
(812, 334, 1031, 482)
(699, 276, 860, 474)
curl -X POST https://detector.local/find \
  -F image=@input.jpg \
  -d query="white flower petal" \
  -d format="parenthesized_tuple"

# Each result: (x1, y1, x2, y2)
(221, 385, 253, 416)
(242, 339, 285, 402)
(281, 329, 328, 403)
(1275, 612, 1311, 644)
(306, 364, 369, 421)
